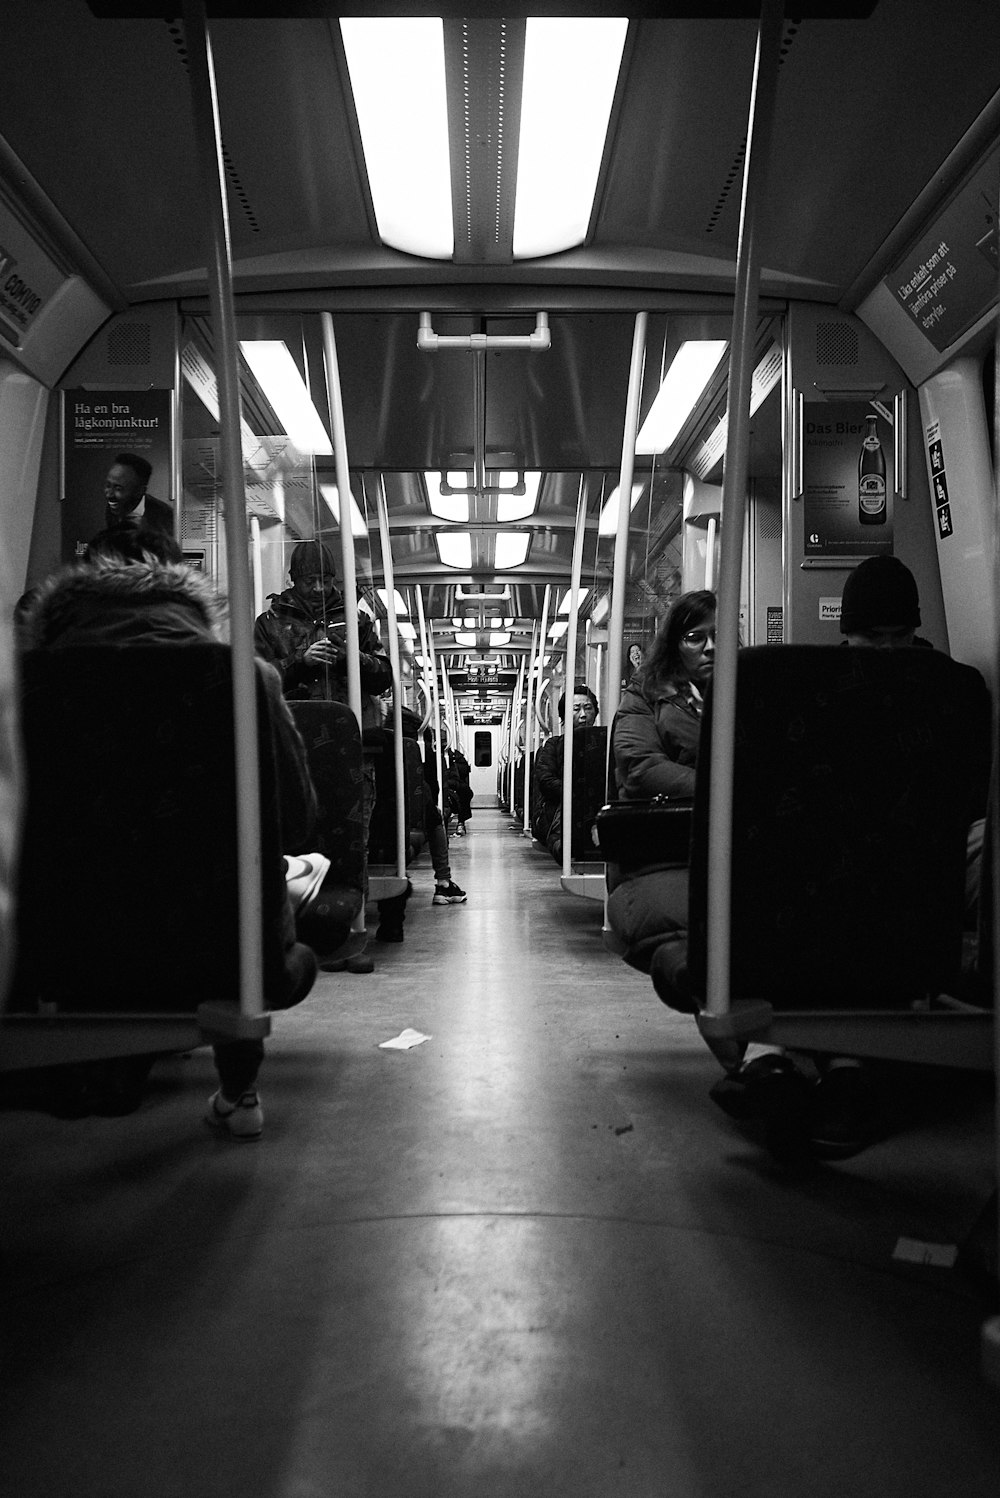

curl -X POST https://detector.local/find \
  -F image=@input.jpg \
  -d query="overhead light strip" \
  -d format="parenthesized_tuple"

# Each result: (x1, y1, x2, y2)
(513, 17, 628, 259)
(598, 482, 644, 537)
(635, 341, 729, 456)
(341, 18, 454, 260)
(240, 341, 332, 455)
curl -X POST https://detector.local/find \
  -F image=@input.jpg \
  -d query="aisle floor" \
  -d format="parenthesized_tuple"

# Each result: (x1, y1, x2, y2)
(0, 809, 997, 1497)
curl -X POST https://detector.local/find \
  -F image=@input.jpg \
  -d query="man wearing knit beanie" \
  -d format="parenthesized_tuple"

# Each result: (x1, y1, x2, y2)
(839, 555, 922, 648)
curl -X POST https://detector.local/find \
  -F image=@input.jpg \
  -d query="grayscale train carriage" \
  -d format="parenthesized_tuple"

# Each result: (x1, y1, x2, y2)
(0, 3, 998, 1494)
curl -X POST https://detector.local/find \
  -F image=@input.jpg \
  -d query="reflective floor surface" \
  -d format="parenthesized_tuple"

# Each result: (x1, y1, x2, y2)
(0, 808, 997, 1496)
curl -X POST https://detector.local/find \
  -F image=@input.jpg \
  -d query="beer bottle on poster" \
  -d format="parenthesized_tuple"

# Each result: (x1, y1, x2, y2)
(858, 414, 886, 524)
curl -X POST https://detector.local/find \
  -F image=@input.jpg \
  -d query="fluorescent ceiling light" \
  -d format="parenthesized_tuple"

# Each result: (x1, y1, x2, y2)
(424, 473, 470, 522)
(636, 341, 728, 455)
(513, 18, 628, 259)
(455, 632, 477, 647)
(437, 533, 473, 569)
(239, 341, 332, 455)
(182, 341, 271, 472)
(557, 586, 590, 615)
(548, 621, 568, 640)
(496, 472, 542, 521)
(494, 533, 530, 569)
(488, 616, 515, 629)
(377, 588, 408, 616)
(341, 18, 453, 259)
(397, 622, 417, 640)
(591, 594, 610, 624)
(489, 632, 511, 647)
(598, 482, 644, 536)
(319, 484, 367, 537)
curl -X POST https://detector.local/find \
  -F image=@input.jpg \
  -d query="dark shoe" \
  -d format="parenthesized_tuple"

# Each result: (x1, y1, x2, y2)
(375, 925, 404, 944)
(649, 943, 696, 1013)
(709, 1053, 799, 1121)
(711, 1053, 816, 1166)
(809, 1062, 881, 1160)
(433, 881, 467, 905)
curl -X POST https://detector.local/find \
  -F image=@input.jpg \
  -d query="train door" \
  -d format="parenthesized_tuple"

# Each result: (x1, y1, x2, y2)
(467, 725, 501, 806)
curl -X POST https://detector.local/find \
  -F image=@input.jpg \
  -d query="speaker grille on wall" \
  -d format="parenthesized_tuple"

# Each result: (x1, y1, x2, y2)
(816, 321, 858, 365)
(107, 322, 152, 366)
(756, 504, 782, 543)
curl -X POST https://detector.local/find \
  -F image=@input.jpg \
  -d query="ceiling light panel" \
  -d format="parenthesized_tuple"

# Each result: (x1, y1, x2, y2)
(341, 18, 454, 259)
(598, 483, 644, 537)
(319, 483, 367, 537)
(636, 341, 728, 455)
(513, 18, 628, 259)
(239, 342, 332, 455)
(493, 533, 531, 569)
(437, 532, 473, 569)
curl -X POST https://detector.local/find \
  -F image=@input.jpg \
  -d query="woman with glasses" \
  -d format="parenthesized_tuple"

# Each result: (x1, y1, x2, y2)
(611, 590, 716, 800)
(603, 590, 716, 985)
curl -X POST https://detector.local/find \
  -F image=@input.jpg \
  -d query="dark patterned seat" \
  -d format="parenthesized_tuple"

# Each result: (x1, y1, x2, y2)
(9, 644, 309, 1017)
(288, 700, 365, 943)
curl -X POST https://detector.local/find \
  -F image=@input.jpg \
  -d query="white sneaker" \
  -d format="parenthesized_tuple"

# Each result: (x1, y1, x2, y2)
(205, 1089, 264, 1141)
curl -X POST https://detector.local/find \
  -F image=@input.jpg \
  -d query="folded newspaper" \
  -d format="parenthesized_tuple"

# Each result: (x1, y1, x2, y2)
(284, 853, 331, 914)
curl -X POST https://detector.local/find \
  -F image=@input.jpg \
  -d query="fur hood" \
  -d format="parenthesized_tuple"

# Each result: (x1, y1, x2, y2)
(24, 556, 226, 650)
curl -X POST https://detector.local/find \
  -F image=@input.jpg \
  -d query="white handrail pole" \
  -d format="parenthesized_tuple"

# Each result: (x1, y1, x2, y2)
(373, 476, 406, 878)
(424, 609, 446, 820)
(182, 0, 263, 1019)
(522, 621, 540, 833)
(319, 313, 362, 728)
(705, 0, 785, 1018)
(561, 476, 588, 879)
(606, 312, 649, 733)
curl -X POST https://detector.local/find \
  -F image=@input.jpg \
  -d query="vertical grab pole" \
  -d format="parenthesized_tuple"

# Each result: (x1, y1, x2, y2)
(183, 0, 263, 1020)
(561, 476, 588, 880)
(526, 589, 551, 835)
(508, 655, 526, 815)
(984, 166, 1000, 1389)
(414, 588, 444, 820)
(424, 608, 446, 822)
(521, 621, 540, 834)
(319, 313, 362, 728)
(705, 0, 784, 1019)
(372, 476, 406, 879)
(606, 312, 648, 735)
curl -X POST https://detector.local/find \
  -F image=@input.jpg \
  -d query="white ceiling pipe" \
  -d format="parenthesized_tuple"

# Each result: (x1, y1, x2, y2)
(417, 310, 550, 352)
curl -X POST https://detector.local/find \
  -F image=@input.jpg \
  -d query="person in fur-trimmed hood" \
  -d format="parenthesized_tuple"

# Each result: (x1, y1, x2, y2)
(20, 528, 320, 1138)
(24, 529, 316, 857)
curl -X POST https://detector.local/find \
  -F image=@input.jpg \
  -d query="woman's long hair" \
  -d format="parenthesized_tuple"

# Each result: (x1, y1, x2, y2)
(640, 590, 716, 691)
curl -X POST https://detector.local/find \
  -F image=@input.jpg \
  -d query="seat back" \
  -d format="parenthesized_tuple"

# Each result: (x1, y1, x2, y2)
(11, 644, 291, 1012)
(287, 700, 365, 893)
(570, 724, 610, 862)
(688, 647, 991, 1009)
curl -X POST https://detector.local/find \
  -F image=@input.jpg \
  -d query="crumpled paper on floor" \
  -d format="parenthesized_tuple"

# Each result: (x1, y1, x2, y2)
(378, 1028, 432, 1051)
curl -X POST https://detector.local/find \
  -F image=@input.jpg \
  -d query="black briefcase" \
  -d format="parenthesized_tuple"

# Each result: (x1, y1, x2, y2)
(594, 797, 693, 873)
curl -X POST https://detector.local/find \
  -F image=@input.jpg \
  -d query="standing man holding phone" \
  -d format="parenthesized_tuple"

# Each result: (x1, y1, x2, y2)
(254, 539, 393, 970)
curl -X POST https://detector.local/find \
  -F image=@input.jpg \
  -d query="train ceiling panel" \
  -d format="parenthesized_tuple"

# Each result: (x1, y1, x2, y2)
(0, 2, 995, 309)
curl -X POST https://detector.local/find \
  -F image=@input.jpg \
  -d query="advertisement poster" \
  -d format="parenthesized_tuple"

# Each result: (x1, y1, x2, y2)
(803, 402, 894, 560)
(925, 418, 954, 542)
(62, 388, 172, 559)
(883, 145, 999, 354)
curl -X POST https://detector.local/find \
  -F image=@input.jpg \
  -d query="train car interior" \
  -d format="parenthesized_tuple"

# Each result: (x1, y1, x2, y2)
(0, 2, 998, 1493)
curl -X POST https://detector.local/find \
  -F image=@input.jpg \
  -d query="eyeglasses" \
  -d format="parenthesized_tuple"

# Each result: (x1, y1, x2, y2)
(681, 628, 716, 648)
